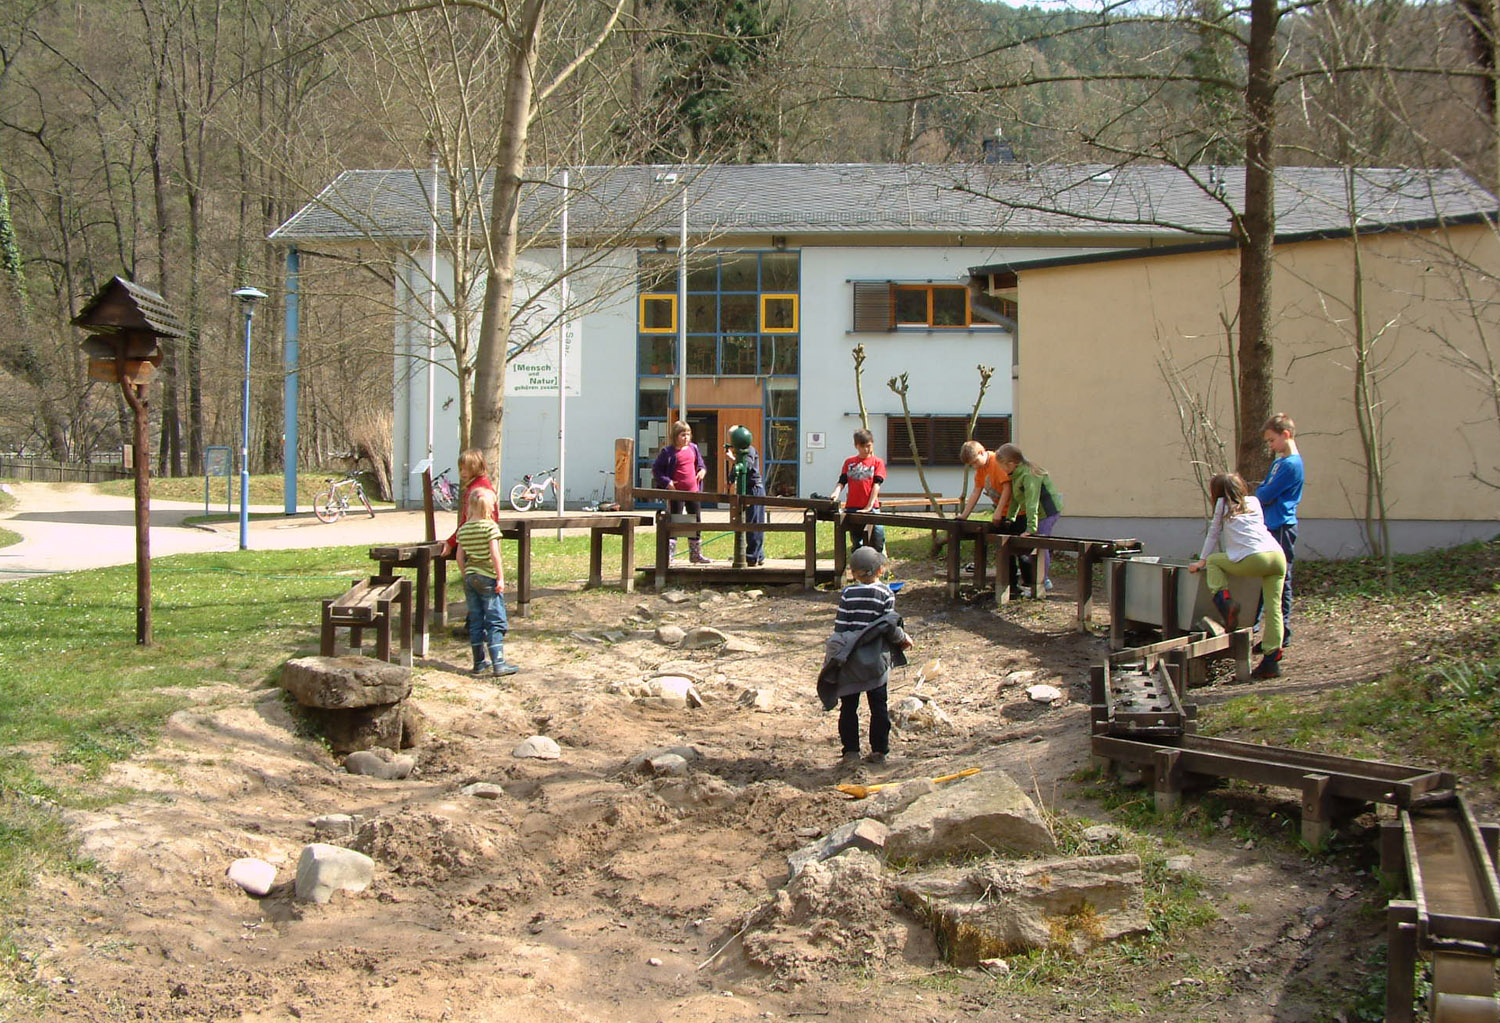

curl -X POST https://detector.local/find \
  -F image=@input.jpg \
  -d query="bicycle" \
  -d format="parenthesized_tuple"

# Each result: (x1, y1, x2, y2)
(313, 474, 376, 523)
(509, 466, 561, 512)
(431, 467, 457, 512)
(580, 469, 620, 512)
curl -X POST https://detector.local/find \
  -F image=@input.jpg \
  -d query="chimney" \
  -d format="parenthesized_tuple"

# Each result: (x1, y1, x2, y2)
(982, 136, 1016, 164)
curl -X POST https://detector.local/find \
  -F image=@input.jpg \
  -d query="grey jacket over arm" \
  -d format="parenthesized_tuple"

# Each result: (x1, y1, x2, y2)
(816, 610, 909, 710)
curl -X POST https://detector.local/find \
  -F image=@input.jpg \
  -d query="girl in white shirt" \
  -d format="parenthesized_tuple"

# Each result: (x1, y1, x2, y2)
(1188, 472, 1287, 678)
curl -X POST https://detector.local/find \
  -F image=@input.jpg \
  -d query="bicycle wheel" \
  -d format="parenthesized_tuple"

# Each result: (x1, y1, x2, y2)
(434, 485, 455, 512)
(355, 484, 376, 518)
(510, 482, 537, 512)
(313, 490, 342, 523)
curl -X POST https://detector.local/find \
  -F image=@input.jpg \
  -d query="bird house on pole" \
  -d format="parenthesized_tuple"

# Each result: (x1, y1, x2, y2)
(72, 276, 186, 646)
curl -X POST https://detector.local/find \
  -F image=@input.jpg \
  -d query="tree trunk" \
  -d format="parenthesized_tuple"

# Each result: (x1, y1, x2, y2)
(470, 0, 547, 476)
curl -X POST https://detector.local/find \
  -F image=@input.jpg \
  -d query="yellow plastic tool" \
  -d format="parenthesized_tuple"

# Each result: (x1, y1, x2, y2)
(836, 766, 980, 799)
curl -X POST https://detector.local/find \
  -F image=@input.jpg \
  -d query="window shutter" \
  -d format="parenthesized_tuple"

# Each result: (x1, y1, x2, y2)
(852, 282, 894, 332)
(887, 415, 1012, 465)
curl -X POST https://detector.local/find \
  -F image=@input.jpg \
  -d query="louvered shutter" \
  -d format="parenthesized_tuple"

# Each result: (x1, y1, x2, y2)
(852, 282, 895, 332)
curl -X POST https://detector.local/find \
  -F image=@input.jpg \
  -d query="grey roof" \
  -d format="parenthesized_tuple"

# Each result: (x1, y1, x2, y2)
(269, 163, 1497, 245)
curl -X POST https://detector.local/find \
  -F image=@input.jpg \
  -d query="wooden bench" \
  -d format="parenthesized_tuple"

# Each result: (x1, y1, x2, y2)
(368, 542, 449, 657)
(320, 575, 413, 666)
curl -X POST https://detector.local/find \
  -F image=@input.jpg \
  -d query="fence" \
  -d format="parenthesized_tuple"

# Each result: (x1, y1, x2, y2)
(0, 456, 131, 483)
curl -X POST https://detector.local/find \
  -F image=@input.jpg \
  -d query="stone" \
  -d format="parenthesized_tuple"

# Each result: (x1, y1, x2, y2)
(400, 703, 427, 749)
(653, 774, 738, 811)
(722, 635, 761, 654)
(569, 631, 605, 645)
(743, 589, 765, 600)
(890, 696, 954, 732)
(1026, 683, 1066, 704)
(282, 655, 412, 709)
(635, 602, 655, 619)
(979, 958, 1011, 974)
(625, 746, 702, 773)
(654, 675, 704, 709)
(1163, 855, 1194, 874)
(309, 813, 362, 840)
(862, 780, 937, 822)
(293, 843, 375, 904)
(896, 854, 1148, 963)
(226, 857, 277, 896)
(885, 770, 1056, 863)
(513, 735, 562, 760)
(460, 782, 506, 799)
(303, 703, 405, 755)
(681, 626, 729, 650)
(602, 630, 627, 643)
(647, 753, 690, 777)
(661, 590, 690, 604)
(738, 688, 775, 712)
(1081, 825, 1122, 845)
(654, 625, 687, 647)
(344, 749, 416, 780)
(787, 819, 890, 878)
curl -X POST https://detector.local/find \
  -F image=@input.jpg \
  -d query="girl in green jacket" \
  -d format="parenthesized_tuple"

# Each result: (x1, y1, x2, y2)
(996, 443, 1065, 591)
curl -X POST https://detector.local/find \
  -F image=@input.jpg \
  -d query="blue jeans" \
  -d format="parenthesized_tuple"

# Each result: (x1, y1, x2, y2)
(1269, 523, 1296, 638)
(463, 572, 509, 663)
(746, 485, 767, 563)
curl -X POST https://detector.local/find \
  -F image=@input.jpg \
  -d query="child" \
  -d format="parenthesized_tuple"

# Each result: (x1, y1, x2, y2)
(651, 421, 712, 564)
(724, 438, 767, 566)
(816, 546, 912, 766)
(455, 487, 519, 677)
(996, 443, 1065, 592)
(958, 440, 1012, 524)
(829, 428, 886, 554)
(1255, 413, 1304, 647)
(441, 447, 499, 558)
(1188, 472, 1286, 679)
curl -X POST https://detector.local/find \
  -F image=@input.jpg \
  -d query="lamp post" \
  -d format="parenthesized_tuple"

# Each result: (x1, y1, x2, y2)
(233, 286, 267, 550)
(654, 170, 689, 424)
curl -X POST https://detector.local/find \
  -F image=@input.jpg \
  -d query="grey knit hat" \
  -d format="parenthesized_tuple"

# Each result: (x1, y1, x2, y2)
(849, 546, 886, 574)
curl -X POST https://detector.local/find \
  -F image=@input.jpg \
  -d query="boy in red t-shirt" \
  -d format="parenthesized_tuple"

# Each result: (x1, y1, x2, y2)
(829, 428, 886, 554)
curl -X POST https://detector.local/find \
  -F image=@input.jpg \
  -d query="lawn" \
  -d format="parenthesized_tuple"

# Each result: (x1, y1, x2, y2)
(96, 471, 372, 508)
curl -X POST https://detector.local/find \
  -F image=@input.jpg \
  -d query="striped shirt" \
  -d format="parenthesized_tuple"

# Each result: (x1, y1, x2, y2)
(833, 581, 895, 632)
(456, 519, 502, 578)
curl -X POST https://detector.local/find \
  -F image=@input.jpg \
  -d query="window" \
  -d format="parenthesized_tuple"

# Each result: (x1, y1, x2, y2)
(886, 415, 1011, 466)
(761, 294, 798, 332)
(640, 294, 676, 332)
(852, 281, 999, 331)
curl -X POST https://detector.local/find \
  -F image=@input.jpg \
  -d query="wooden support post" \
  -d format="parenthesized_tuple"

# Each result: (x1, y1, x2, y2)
(1109, 559, 1128, 650)
(433, 553, 449, 626)
(655, 510, 669, 591)
(1153, 747, 1183, 811)
(514, 521, 532, 617)
(588, 527, 605, 588)
(803, 510, 816, 590)
(974, 530, 989, 592)
(1301, 773, 1333, 848)
(1230, 626, 1253, 682)
(1386, 901, 1419, 1023)
(320, 599, 336, 656)
(994, 535, 1012, 605)
(621, 522, 637, 593)
(374, 598, 392, 663)
(349, 622, 364, 653)
(949, 525, 964, 600)
(1161, 565, 1182, 640)
(1077, 545, 1098, 632)
(398, 578, 412, 667)
(833, 509, 847, 585)
(1089, 662, 1107, 708)
(412, 550, 430, 657)
(1380, 819, 1408, 887)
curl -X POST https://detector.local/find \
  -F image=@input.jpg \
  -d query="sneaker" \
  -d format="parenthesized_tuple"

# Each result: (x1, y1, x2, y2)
(1251, 651, 1283, 679)
(838, 750, 861, 767)
(864, 751, 887, 764)
(690, 554, 713, 565)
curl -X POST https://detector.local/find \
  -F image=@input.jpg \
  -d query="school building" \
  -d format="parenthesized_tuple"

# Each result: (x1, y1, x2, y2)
(270, 162, 1500, 557)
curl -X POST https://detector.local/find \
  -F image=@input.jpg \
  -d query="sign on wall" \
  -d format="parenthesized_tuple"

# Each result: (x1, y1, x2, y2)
(505, 259, 582, 397)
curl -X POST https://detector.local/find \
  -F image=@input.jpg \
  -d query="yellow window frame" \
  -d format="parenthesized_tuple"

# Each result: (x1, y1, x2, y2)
(761, 293, 799, 333)
(639, 293, 678, 333)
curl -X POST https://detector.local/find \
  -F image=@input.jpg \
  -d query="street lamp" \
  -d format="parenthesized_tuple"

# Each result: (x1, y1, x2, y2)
(232, 286, 268, 550)
(654, 170, 688, 424)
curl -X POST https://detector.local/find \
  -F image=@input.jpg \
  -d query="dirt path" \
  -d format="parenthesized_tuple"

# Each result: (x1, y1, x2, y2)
(9, 561, 1428, 1023)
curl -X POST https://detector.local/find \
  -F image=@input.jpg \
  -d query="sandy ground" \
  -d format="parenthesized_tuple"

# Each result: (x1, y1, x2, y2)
(5, 529, 1434, 1023)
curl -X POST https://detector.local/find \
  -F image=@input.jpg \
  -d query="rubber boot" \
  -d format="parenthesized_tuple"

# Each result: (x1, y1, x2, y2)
(668, 537, 678, 561)
(1212, 589, 1240, 631)
(489, 643, 518, 677)
(689, 537, 712, 564)
(470, 644, 489, 676)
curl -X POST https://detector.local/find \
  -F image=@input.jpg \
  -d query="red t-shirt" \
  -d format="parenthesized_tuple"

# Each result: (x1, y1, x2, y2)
(839, 454, 885, 510)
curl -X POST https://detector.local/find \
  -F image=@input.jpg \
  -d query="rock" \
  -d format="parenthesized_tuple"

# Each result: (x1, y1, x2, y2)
(602, 630, 628, 643)
(568, 631, 605, 645)
(737, 688, 775, 712)
(309, 814, 363, 841)
(661, 590, 690, 604)
(1163, 855, 1194, 874)
(722, 635, 761, 654)
(787, 819, 889, 878)
(513, 735, 562, 760)
(681, 626, 729, 650)
(226, 858, 277, 896)
(635, 602, 655, 619)
(743, 850, 893, 978)
(625, 746, 702, 773)
(1081, 825, 1122, 845)
(980, 958, 1011, 974)
(1025, 683, 1065, 704)
(344, 749, 416, 780)
(460, 782, 506, 799)
(653, 774, 738, 811)
(282, 656, 411, 709)
(647, 753, 690, 777)
(647, 957, 663, 967)
(743, 589, 765, 600)
(303, 702, 406, 755)
(885, 770, 1056, 863)
(896, 854, 1148, 962)
(862, 779, 937, 822)
(293, 843, 375, 904)
(890, 695, 954, 732)
(1003, 669, 1039, 687)
(654, 675, 704, 709)
(654, 624, 687, 647)
(400, 703, 427, 749)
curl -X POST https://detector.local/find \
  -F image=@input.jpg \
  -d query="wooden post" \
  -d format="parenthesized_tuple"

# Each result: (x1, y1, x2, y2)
(802, 510, 816, 590)
(119, 359, 152, 646)
(1153, 747, 1183, 811)
(1077, 544, 1098, 631)
(1161, 565, 1182, 640)
(1385, 901, 1419, 1023)
(614, 437, 635, 510)
(1301, 773, 1333, 848)
(422, 467, 436, 542)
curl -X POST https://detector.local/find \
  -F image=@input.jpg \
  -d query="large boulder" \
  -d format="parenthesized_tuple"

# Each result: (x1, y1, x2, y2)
(302, 703, 405, 755)
(294, 843, 375, 904)
(282, 655, 411, 709)
(895, 854, 1148, 962)
(786, 818, 889, 878)
(884, 771, 1055, 863)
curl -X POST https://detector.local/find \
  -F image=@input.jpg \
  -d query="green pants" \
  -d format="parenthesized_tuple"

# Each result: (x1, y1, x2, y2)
(1206, 550, 1287, 651)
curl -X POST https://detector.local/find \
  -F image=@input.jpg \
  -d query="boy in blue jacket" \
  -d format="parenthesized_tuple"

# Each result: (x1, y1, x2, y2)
(1256, 413, 1305, 647)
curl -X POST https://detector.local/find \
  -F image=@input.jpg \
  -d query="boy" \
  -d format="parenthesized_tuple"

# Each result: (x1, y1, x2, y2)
(1256, 413, 1304, 647)
(816, 546, 912, 767)
(829, 428, 886, 554)
(455, 487, 520, 677)
(958, 439, 1012, 524)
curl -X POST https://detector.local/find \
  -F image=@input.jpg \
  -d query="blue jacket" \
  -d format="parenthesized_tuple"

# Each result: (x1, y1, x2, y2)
(1256, 453, 1305, 530)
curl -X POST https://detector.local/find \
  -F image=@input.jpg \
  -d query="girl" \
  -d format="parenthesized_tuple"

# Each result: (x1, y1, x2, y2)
(1188, 472, 1287, 679)
(651, 421, 712, 564)
(443, 448, 499, 557)
(455, 487, 519, 677)
(995, 443, 1064, 591)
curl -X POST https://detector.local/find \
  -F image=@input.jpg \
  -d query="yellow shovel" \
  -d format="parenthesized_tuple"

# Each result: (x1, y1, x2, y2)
(836, 766, 980, 799)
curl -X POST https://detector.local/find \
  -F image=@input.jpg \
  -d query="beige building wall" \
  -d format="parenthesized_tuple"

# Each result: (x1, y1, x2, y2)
(1017, 223, 1500, 530)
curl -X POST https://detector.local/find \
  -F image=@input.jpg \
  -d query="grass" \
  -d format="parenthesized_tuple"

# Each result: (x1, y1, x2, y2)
(97, 471, 358, 508)
(0, 527, 18, 550)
